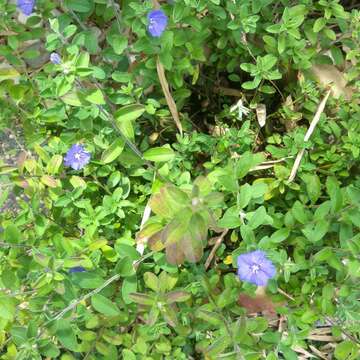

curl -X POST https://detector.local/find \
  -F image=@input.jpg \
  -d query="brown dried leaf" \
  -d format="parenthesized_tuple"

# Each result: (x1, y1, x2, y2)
(310, 64, 353, 100)
(238, 293, 281, 319)
(256, 103, 266, 128)
(156, 57, 182, 135)
(166, 241, 185, 265)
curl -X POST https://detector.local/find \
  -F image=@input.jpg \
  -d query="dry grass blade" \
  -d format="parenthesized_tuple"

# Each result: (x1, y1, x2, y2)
(156, 57, 183, 135)
(307, 334, 338, 342)
(288, 90, 331, 182)
(136, 203, 152, 255)
(308, 345, 329, 360)
(292, 345, 318, 358)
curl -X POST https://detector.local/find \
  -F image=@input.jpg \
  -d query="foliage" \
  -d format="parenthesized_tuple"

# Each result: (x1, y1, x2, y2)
(0, 0, 360, 359)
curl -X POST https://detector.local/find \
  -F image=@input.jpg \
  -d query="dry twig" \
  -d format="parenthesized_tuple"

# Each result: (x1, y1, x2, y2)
(204, 229, 229, 270)
(288, 90, 331, 182)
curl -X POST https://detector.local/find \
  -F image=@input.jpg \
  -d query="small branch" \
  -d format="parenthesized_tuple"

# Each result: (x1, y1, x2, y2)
(47, 274, 121, 323)
(250, 156, 294, 171)
(204, 229, 229, 270)
(288, 90, 331, 182)
(277, 288, 295, 301)
(324, 316, 360, 345)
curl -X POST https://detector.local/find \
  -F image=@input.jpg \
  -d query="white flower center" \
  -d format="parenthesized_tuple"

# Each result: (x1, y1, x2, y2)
(74, 153, 81, 160)
(251, 264, 260, 273)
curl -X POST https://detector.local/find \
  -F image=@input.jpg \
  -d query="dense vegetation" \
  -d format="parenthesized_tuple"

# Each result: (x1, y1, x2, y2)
(0, 0, 360, 359)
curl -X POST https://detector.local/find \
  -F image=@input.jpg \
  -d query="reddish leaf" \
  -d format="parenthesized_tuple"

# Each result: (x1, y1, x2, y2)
(166, 241, 185, 265)
(165, 290, 191, 304)
(149, 184, 189, 219)
(238, 293, 279, 318)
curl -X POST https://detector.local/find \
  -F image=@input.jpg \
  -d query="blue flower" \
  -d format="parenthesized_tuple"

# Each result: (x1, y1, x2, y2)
(64, 144, 91, 170)
(50, 52, 61, 65)
(147, 10, 168, 37)
(237, 250, 276, 286)
(69, 266, 86, 273)
(17, 0, 35, 16)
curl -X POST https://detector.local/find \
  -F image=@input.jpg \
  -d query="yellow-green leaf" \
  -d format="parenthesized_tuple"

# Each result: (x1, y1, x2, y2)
(143, 147, 175, 162)
(101, 138, 125, 164)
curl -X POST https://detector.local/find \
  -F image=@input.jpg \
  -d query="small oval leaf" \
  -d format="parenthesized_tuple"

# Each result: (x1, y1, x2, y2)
(101, 138, 125, 164)
(143, 147, 175, 162)
(115, 104, 145, 123)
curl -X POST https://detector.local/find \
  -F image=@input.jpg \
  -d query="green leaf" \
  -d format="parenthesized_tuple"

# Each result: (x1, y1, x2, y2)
(270, 228, 290, 243)
(85, 88, 105, 105)
(278, 33, 286, 54)
(313, 18, 326, 33)
(242, 78, 261, 90)
(0, 66, 20, 82)
(326, 176, 343, 213)
(302, 220, 329, 242)
(108, 35, 128, 55)
(72, 273, 104, 289)
(261, 54, 278, 71)
(217, 206, 241, 229)
(143, 147, 175, 162)
(196, 309, 223, 326)
(122, 349, 137, 360)
(334, 340, 359, 360)
(61, 91, 83, 106)
(118, 119, 134, 141)
(236, 152, 265, 179)
(144, 272, 159, 292)
(314, 247, 332, 262)
(4, 224, 21, 244)
(114, 256, 135, 277)
(47, 154, 63, 174)
(64, 0, 94, 13)
(91, 294, 121, 317)
(248, 206, 273, 229)
(56, 319, 78, 352)
(122, 276, 137, 304)
(240, 224, 256, 243)
(101, 138, 125, 164)
(302, 174, 321, 203)
(0, 296, 16, 321)
(115, 104, 145, 123)
(238, 184, 252, 208)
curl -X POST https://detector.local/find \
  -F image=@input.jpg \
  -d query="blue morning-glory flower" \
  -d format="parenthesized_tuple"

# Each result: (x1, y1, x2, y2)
(69, 266, 86, 273)
(50, 52, 61, 65)
(237, 250, 276, 286)
(147, 9, 168, 37)
(17, 0, 35, 16)
(64, 144, 91, 170)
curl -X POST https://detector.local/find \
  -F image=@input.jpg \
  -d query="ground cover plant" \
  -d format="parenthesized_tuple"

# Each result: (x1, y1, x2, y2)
(0, 0, 360, 359)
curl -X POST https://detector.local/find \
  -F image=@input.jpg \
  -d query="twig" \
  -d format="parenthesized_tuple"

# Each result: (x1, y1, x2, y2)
(204, 229, 229, 270)
(277, 288, 295, 301)
(156, 57, 183, 135)
(288, 90, 331, 182)
(47, 274, 121, 323)
(133, 250, 156, 270)
(324, 316, 360, 345)
(250, 156, 294, 171)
